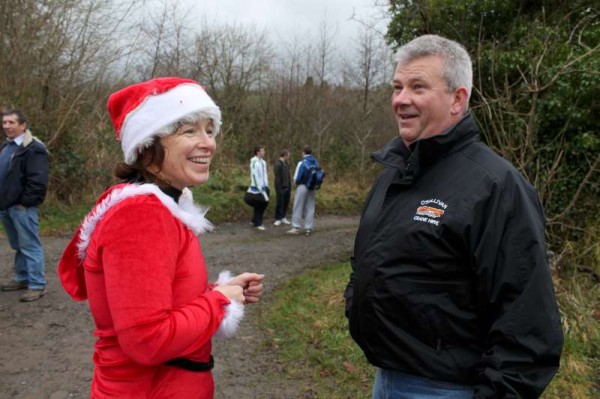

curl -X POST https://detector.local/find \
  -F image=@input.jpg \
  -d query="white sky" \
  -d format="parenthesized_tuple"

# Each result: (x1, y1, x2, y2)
(181, 0, 389, 47)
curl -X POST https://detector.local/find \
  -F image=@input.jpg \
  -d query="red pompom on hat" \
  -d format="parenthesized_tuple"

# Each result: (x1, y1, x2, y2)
(107, 77, 221, 164)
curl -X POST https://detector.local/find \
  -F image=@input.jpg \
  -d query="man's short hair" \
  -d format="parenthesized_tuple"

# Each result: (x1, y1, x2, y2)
(302, 145, 312, 155)
(394, 35, 472, 106)
(2, 109, 28, 125)
(280, 149, 289, 157)
(254, 145, 264, 155)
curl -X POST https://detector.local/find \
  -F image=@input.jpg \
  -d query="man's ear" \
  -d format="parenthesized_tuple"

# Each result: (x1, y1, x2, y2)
(451, 87, 469, 115)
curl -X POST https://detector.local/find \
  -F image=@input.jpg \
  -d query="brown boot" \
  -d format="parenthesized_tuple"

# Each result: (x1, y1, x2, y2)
(19, 288, 47, 302)
(1, 280, 28, 291)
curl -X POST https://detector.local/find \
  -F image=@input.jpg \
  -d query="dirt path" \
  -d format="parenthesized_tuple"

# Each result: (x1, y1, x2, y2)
(0, 215, 359, 399)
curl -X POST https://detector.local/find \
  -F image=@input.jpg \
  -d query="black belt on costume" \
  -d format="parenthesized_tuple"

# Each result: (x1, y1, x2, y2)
(165, 355, 214, 372)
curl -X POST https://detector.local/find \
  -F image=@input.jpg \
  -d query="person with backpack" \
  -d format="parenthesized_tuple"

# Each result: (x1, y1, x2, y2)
(287, 145, 323, 236)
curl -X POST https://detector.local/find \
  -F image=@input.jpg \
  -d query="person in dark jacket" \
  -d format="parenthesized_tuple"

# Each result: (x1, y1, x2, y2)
(273, 149, 291, 226)
(0, 109, 49, 302)
(344, 34, 563, 399)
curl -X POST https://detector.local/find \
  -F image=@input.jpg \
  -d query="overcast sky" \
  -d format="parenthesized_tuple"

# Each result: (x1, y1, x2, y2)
(177, 0, 389, 48)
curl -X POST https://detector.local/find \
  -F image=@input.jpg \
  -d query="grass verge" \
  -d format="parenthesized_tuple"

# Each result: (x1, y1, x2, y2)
(37, 168, 369, 234)
(261, 262, 374, 398)
(261, 263, 599, 398)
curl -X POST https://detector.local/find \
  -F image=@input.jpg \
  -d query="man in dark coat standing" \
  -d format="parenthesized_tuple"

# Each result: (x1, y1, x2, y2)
(345, 35, 563, 398)
(273, 149, 291, 226)
(0, 109, 49, 302)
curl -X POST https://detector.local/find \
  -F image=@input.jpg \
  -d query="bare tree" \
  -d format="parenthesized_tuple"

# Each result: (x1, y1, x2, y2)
(0, 0, 146, 201)
(188, 22, 274, 158)
(137, 0, 195, 78)
(341, 23, 394, 180)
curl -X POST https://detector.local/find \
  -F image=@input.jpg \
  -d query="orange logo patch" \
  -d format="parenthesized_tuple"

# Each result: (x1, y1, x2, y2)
(416, 206, 445, 218)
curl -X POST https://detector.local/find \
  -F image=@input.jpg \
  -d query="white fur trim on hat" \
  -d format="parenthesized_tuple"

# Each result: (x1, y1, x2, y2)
(121, 83, 221, 164)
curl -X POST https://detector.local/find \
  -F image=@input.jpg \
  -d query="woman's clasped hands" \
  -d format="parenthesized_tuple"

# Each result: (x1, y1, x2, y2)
(214, 273, 264, 305)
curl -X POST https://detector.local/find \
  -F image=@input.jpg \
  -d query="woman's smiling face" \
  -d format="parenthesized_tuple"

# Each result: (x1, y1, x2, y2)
(156, 118, 216, 189)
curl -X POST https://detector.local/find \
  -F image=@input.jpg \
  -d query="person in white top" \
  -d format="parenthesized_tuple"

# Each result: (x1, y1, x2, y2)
(248, 145, 269, 230)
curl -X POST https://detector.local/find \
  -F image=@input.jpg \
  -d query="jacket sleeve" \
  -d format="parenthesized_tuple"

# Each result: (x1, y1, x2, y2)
(20, 145, 49, 207)
(262, 160, 269, 189)
(294, 161, 305, 185)
(250, 159, 258, 188)
(344, 170, 388, 320)
(471, 176, 563, 398)
(274, 161, 282, 191)
(96, 202, 230, 365)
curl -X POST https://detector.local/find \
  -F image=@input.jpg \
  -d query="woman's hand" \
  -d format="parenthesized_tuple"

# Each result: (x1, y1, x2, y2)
(225, 273, 264, 304)
(213, 285, 245, 304)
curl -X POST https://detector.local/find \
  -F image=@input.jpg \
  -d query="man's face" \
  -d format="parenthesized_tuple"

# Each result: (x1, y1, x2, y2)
(2, 114, 27, 139)
(257, 148, 265, 158)
(391, 55, 463, 147)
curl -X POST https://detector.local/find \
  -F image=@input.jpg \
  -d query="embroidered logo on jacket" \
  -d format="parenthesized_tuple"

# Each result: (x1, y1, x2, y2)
(414, 199, 447, 226)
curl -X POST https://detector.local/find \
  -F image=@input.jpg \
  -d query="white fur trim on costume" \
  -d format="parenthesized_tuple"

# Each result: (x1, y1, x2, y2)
(215, 300, 244, 339)
(76, 184, 213, 259)
(121, 83, 221, 164)
(214, 270, 233, 287)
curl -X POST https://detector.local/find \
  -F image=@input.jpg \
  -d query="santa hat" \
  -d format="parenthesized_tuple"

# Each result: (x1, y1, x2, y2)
(107, 77, 221, 164)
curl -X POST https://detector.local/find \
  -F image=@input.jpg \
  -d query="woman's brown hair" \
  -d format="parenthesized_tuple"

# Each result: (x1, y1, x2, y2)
(114, 140, 170, 187)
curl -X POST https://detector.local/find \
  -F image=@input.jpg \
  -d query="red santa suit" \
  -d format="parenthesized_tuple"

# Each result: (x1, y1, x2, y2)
(59, 183, 243, 398)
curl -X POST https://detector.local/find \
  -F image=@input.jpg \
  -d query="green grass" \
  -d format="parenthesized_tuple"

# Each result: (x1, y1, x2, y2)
(193, 170, 367, 224)
(38, 200, 95, 235)
(261, 263, 374, 398)
(543, 273, 600, 398)
(261, 263, 600, 398)
(34, 167, 369, 235)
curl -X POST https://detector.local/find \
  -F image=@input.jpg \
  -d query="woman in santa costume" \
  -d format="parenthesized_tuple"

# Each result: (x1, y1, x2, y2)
(58, 77, 264, 398)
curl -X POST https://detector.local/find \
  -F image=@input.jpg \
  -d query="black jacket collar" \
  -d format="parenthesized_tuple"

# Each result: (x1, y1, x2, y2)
(372, 113, 479, 178)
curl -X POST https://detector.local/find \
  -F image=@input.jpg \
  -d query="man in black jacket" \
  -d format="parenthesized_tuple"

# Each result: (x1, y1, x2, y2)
(0, 109, 49, 302)
(345, 35, 563, 398)
(273, 149, 291, 226)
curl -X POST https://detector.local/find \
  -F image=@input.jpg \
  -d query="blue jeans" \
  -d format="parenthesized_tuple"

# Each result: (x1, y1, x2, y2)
(373, 369, 474, 399)
(0, 206, 46, 289)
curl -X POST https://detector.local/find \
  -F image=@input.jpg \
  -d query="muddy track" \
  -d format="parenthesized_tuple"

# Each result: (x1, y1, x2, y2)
(0, 215, 359, 399)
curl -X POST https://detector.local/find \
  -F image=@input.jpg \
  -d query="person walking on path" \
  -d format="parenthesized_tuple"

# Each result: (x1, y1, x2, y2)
(287, 145, 319, 236)
(248, 145, 270, 230)
(273, 149, 291, 226)
(345, 35, 563, 398)
(57, 77, 264, 398)
(0, 109, 49, 303)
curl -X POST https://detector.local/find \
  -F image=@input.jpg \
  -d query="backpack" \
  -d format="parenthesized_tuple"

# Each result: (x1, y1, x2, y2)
(302, 160, 325, 190)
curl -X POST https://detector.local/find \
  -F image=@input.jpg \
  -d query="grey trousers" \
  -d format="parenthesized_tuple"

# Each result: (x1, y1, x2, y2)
(291, 184, 317, 230)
